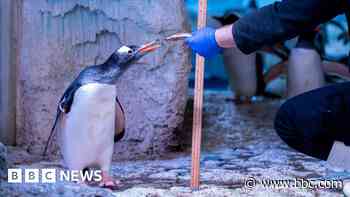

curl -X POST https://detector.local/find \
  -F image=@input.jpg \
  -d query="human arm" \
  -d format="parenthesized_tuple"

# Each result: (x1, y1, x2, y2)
(232, 0, 346, 54)
(186, 0, 347, 57)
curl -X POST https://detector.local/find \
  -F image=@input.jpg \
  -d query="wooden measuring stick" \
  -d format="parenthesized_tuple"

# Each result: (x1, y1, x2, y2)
(191, 0, 207, 190)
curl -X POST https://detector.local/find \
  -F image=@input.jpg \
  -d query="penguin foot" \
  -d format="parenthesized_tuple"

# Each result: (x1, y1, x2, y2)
(99, 172, 121, 190)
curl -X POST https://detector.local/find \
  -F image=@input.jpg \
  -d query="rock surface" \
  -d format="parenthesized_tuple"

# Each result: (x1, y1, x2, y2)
(16, 0, 190, 160)
(2, 92, 345, 196)
(0, 143, 7, 179)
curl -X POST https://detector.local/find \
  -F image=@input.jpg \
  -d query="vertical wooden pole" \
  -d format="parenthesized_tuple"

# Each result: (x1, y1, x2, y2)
(191, 0, 207, 190)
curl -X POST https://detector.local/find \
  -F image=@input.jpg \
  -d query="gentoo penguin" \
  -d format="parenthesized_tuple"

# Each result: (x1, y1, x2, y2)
(43, 41, 160, 188)
(287, 30, 325, 98)
(214, 12, 257, 103)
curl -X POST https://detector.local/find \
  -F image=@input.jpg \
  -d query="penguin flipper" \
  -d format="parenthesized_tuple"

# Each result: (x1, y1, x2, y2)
(42, 108, 62, 156)
(43, 84, 79, 156)
(59, 85, 79, 113)
(114, 98, 125, 143)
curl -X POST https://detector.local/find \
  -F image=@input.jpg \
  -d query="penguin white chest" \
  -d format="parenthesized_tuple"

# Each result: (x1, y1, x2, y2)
(60, 83, 116, 171)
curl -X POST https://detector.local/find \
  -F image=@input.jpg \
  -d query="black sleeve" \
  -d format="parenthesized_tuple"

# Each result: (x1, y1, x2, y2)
(233, 0, 347, 54)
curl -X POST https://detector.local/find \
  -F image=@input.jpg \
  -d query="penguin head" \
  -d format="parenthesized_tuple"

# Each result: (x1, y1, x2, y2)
(213, 11, 240, 26)
(115, 41, 160, 65)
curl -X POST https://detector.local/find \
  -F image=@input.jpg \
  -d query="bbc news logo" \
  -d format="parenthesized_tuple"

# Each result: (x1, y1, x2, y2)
(7, 168, 102, 183)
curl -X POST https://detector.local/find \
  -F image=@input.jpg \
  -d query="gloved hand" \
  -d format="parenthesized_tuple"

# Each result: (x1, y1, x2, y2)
(185, 27, 223, 58)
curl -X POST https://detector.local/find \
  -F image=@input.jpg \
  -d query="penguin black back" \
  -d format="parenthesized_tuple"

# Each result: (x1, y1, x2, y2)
(59, 53, 122, 114)
(43, 43, 160, 156)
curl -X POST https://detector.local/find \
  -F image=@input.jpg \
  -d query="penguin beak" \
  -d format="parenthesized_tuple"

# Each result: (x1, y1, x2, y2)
(137, 41, 161, 54)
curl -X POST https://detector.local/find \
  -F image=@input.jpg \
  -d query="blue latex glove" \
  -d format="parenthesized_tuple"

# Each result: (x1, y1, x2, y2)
(185, 27, 223, 58)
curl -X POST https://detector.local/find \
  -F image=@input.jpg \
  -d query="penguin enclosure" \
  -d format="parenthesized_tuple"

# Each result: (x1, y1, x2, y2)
(1, 0, 350, 196)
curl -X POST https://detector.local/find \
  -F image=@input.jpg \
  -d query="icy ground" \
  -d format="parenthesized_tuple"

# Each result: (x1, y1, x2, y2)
(0, 92, 346, 196)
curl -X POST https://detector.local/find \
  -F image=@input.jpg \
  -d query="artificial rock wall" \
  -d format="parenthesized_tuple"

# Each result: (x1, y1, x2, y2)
(16, 0, 190, 160)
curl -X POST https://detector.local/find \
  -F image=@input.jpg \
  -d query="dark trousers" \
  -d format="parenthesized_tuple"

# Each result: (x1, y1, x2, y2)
(274, 82, 350, 160)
